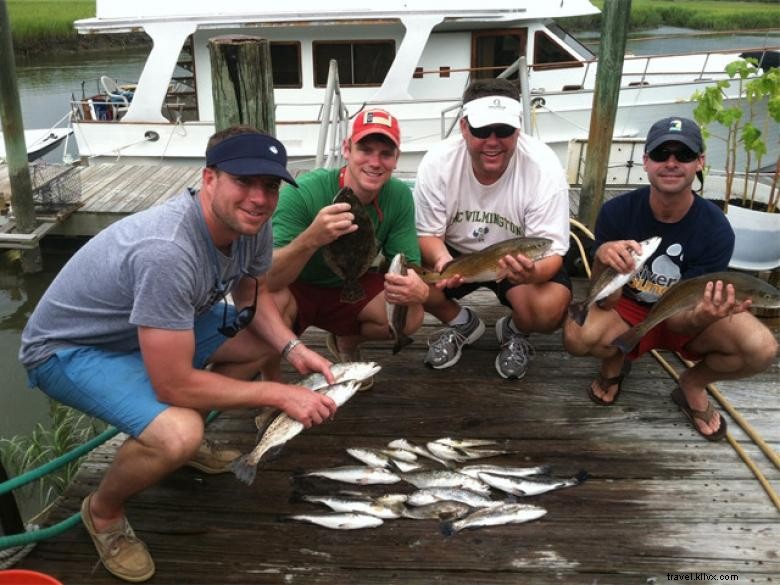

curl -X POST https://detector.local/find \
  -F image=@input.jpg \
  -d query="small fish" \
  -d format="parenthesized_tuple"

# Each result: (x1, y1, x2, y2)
(457, 463, 552, 480)
(322, 187, 377, 303)
(415, 237, 552, 284)
(402, 500, 472, 520)
(298, 465, 402, 485)
(568, 236, 662, 326)
(345, 447, 423, 472)
(297, 361, 382, 391)
(611, 272, 780, 353)
(432, 437, 499, 449)
(386, 252, 413, 354)
(296, 494, 405, 519)
(407, 487, 500, 508)
(477, 470, 588, 497)
(387, 438, 452, 468)
(231, 378, 368, 485)
(284, 512, 384, 530)
(397, 470, 492, 496)
(440, 503, 547, 536)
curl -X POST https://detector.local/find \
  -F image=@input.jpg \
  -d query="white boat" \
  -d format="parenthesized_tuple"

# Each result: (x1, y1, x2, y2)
(69, 0, 779, 175)
(0, 128, 72, 163)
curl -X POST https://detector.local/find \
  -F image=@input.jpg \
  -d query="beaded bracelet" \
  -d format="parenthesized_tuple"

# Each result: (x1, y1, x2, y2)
(281, 338, 302, 359)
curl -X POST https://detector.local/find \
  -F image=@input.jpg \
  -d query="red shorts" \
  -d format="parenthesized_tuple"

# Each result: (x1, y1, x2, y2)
(616, 296, 701, 361)
(290, 272, 385, 337)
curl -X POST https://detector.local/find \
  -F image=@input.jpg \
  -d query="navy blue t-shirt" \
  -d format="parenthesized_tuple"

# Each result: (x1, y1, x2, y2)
(594, 186, 734, 304)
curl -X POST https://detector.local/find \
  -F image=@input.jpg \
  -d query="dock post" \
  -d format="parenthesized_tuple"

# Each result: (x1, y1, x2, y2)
(0, 0, 41, 272)
(577, 0, 632, 231)
(208, 35, 276, 134)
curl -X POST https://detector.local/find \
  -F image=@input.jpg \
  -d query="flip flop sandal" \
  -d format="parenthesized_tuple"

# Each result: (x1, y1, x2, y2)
(670, 385, 728, 442)
(587, 360, 632, 406)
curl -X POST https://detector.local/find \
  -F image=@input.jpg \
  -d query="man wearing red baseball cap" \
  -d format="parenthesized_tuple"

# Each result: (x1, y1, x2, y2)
(264, 109, 428, 389)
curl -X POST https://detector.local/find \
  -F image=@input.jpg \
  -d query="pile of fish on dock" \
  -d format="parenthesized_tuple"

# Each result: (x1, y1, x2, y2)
(286, 436, 588, 535)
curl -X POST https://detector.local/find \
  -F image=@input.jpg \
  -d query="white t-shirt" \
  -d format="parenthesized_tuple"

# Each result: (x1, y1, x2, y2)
(414, 133, 570, 256)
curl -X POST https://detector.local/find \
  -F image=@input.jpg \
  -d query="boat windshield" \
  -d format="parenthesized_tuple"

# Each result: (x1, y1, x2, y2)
(546, 22, 595, 61)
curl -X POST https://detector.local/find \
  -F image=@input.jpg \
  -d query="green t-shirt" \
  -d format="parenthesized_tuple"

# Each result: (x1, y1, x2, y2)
(272, 167, 421, 288)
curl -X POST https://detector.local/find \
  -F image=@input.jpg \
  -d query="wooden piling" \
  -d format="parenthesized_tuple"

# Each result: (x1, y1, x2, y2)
(577, 0, 632, 231)
(208, 35, 276, 134)
(0, 0, 41, 272)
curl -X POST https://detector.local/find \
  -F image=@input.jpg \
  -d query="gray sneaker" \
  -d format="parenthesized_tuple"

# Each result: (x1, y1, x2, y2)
(424, 308, 485, 369)
(495, 316, 535, 380)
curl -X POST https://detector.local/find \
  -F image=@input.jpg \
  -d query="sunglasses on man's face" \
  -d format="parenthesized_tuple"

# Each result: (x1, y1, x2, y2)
(467, 123, 517, 139)
(218, 275, 258, 338)
(647, 145, 699, 163)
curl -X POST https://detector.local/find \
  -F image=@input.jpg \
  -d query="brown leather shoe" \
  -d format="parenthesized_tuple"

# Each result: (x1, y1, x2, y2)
(186, 439, 241, 474)
(81, 493, 155, 583)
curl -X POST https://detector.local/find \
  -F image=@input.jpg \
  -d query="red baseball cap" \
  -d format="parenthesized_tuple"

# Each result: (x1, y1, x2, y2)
(350, 109, 401, 147)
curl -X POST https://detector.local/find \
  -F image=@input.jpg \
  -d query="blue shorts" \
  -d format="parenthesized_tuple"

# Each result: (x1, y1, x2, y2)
(26, 304, 234, 438)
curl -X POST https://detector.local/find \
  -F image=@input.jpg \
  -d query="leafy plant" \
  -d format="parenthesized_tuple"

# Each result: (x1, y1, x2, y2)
(692, 58, 780, 212)
(0, 400, 104, 511)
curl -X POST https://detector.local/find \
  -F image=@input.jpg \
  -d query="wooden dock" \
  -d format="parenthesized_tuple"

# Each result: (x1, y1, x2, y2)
(12, 291, 780, 584)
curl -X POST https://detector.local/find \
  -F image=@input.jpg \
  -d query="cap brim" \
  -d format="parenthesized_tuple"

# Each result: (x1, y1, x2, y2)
(646, 134, 702, 154)
(215, 159, 298, 187)
(466, 111, 522, 129)
(351, 128, 400, 148)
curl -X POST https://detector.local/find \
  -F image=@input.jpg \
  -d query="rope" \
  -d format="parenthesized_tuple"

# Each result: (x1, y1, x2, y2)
(571, 220, 779, 509)
(0, 412, 220, 553)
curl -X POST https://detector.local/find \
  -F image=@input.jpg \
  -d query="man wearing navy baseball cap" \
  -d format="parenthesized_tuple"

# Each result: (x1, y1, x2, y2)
(20, 125, 339, 581)
(564, 116, 776, 443)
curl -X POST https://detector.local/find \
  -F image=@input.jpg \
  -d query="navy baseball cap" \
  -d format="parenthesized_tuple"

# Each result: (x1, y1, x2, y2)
(645, 117, 704, 154)
(206, 133, 298, 187)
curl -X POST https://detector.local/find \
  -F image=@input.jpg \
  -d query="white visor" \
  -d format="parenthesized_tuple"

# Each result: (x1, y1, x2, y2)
(462, 95, 522, 129)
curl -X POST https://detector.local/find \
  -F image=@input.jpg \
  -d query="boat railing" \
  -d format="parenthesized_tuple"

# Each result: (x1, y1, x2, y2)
(315, 59, 348, 169)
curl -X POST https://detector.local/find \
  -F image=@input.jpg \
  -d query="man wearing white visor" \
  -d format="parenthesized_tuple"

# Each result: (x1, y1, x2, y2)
(414, 78, 571, 380)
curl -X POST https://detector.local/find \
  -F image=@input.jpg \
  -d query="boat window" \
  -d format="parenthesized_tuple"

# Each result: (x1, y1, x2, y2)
(544, 23, 595, 60)
(533, 31, 583, 70)
(271, 42, 302, 88)
(471, 29, 527, 80)
(313, 40, 395, 87)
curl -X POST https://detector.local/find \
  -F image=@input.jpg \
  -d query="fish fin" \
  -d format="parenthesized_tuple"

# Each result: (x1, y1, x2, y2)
(340, 280, 367, 304)
(611, 327, 642, 354)
(439, 520, 457, 537)
(392, 333, 414, 355)
(230, 455, 257, 486)
(567, 302, 588, 326)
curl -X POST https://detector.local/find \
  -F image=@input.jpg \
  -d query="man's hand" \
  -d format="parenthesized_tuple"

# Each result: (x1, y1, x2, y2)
(278, 385, 338, 428)
(595, 240, 643, 274)
(384, 268, 430, 305)
(285, 343, 336, 384)
(690, 279, 752, 329)
(497, 253, 536, 285)
(306, 203, 357, 247)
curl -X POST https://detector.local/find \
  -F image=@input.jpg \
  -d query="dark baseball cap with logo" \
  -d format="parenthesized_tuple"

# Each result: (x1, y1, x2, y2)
(206, 132, 298, 187)
(645, 117, 704, 154)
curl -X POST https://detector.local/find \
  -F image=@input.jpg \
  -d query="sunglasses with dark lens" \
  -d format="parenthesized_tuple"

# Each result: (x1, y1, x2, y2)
(647, 145, 699, 163)
(468, 123, 516, 139)
(218, 275, 258, 338)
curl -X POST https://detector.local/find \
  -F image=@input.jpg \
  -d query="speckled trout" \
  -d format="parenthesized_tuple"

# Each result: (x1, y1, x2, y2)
(416, 237, 552, 284)
(386, 252, 413, 354)
(611, 271, 780, 353)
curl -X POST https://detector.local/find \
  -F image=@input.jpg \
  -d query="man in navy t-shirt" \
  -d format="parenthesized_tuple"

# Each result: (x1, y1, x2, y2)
(563, 117, 777, 441)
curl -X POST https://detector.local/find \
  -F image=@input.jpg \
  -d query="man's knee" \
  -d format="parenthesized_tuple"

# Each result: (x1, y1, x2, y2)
(142, 408, 204, 464)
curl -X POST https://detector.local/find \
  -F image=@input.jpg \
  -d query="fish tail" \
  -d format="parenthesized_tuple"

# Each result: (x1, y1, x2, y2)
(611, 326, 643, 354)
(536, 464, 553, 477)
(230, 455, 258, 486)
(340, 280, 367, 304)
(567, 301, 588, 326)
(439, 520, 457, 537)
(392, 333, 414, 355)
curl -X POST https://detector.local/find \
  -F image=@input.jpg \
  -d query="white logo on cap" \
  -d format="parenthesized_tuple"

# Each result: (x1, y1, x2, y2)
(269, 146, 279, 154)
(489, 97, 506, 111)
(669, 120, 682, 132)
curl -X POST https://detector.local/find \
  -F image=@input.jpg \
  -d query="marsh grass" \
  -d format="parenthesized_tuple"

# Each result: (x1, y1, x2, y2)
(0, 400, 105, 510)
(8, 1, 94, 46)
(560, 1, 780, 32)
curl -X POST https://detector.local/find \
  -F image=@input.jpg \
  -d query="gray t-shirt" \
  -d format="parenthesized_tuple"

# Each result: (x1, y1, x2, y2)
(19, 189, 272, 368)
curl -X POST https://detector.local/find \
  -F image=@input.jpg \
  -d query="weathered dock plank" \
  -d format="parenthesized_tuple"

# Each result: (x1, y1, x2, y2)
(14, 290, 780, 584)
